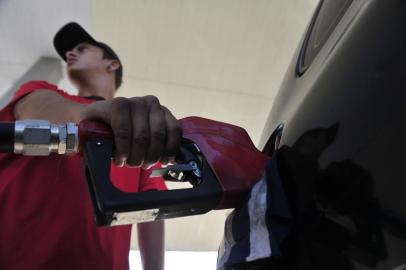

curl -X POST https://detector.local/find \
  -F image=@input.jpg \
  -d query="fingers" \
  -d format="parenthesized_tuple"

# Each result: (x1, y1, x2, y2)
(143, 96, 166, 168)
(110, 98, 132, 166)
(120, 95, 181, 168)
(126, 98, 149, 167)
(80, 95, 182, 168)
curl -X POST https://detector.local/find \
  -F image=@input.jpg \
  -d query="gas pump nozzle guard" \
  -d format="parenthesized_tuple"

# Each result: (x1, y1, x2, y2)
(0, 117, 269, 226)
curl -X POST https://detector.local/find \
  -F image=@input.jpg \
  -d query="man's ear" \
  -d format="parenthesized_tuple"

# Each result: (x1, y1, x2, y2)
(107, 59, 120, 72)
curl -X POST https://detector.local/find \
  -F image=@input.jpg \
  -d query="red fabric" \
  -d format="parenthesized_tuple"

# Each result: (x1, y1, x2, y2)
(0, 81, 166, 270)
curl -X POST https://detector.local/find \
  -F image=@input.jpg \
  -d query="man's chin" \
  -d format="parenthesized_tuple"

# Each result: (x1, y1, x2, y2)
(67, 65, 81, 73)
(67, 67, 85, 78)
(67, 69, 86, 85)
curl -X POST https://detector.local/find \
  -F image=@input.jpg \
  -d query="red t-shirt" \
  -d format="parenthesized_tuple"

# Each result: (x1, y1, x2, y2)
(0, 81, 166, 270)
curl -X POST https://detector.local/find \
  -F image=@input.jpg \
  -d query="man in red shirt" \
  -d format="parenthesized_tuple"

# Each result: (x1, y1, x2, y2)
(0, 22, 181, 270)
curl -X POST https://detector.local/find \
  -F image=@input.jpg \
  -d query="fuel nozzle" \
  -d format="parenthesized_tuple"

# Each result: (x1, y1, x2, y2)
(0, 117, 270, 226)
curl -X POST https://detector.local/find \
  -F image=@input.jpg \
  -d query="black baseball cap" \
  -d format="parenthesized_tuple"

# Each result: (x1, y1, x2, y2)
(53, 22, 123, 89)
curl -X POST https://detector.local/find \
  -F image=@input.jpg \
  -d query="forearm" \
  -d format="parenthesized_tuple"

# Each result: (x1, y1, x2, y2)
(14, 90, 86, 124)
(137, 220, 165, 270)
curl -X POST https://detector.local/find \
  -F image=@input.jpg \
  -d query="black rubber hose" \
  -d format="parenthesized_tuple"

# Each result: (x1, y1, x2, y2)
(0, 122, 14, 152)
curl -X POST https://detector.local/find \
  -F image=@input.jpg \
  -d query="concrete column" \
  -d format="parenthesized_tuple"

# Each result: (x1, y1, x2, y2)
(0, 57, 62, 108)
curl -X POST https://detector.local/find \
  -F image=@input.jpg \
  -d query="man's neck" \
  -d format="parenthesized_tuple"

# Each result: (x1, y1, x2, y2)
(76, 75, 115, 100)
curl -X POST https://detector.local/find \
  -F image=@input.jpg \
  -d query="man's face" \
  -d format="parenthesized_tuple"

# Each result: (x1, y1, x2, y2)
(65, 42, 110, 80)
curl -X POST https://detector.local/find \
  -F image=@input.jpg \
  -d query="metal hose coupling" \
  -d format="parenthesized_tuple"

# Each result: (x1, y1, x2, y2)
(14, 120, 78, 156)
